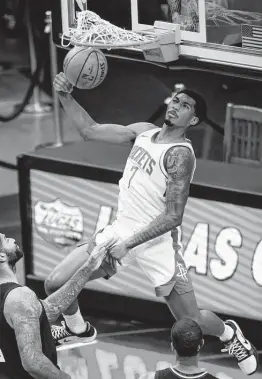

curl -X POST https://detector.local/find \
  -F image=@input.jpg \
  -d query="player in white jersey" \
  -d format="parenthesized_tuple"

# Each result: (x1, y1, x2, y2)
(45, 72, 258, 375)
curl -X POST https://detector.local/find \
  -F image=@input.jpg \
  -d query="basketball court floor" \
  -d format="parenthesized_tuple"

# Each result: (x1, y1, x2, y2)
(0, 25, 261, 379)
(56, 316, 262, 379)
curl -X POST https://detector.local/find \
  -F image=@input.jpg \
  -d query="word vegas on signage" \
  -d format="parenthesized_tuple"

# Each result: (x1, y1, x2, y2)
(95, 207, 262, 287)
(183, 222, 261, 285)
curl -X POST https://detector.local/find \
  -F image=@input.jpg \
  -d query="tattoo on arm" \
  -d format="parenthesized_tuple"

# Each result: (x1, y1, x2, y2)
(125, 146, 194, 250)
(165, 145, 193, 215)
(43, 258, 94, 324)
(7, 287, 70, 379)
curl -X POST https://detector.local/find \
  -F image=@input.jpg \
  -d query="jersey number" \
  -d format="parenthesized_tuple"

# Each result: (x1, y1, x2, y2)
(128, 166, 138, 188)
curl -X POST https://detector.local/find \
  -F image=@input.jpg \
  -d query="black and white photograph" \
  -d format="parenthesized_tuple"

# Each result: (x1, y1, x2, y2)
(0, 1, 261, 379)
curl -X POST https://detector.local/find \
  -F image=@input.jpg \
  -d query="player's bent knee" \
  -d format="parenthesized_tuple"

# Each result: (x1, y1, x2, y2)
(44, 265, 73, 294)
(44, 240, 94, 294)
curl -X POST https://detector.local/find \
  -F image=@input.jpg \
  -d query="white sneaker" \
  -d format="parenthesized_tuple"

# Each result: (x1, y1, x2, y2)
(221, 320, 258, 375)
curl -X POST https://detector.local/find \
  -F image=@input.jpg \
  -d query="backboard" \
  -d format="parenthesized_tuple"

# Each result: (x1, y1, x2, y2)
(131, 0, 207, 43)
(130, 0, 262, 72)
(53, 0, 262, 77)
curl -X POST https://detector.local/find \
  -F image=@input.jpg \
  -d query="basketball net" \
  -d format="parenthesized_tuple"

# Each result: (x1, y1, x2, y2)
(61, 10, 159, 49)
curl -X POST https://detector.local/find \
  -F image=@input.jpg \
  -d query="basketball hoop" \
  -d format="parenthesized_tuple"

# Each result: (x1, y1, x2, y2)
(61, 10, 159, 49)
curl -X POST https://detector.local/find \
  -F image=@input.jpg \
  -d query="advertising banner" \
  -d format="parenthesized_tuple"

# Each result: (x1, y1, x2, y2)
(31, 170, 262, 320)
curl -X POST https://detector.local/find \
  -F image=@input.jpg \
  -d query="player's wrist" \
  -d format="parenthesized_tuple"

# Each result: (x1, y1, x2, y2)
(58, 90, 72, 97)
(122, 241, 131, 251)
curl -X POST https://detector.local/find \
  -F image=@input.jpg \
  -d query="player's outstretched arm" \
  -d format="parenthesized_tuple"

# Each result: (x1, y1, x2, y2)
(54, 72, 154, 143)
(123, 146, 194, 249)
(5, 287, 71, 379)
(42, 237, 117, 323)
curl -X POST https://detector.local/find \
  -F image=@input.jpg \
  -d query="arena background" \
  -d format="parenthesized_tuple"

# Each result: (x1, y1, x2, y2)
(0, 1, 261, 378)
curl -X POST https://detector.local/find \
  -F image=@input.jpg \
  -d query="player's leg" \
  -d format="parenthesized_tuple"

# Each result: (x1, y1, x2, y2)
(163, 252, 258, 376)
(45, 223, 133, 346)
(165, 288, 226, 335)
(44, 238, 109, 345)
(44, 238, 108, 315)
(162, 251, 225, 336)
(44, 239, 107, 293)
(136, 241, 258, 375)
(164, 287, 258, 375)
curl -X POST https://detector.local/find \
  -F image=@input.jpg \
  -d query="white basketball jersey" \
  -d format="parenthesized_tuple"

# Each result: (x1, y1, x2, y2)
(117, 128, 196, 249)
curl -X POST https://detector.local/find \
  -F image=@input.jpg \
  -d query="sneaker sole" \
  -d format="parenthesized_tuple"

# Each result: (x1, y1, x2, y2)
(226, 320, 258, 375)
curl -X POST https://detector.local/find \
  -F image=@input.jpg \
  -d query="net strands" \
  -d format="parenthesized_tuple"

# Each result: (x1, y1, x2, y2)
(206, 3, 262, 26)
(174, 1, 262, 31)
(64, 11, 159, 48)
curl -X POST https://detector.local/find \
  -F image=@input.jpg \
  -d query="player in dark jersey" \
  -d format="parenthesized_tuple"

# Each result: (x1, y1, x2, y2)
(140, 318, 232, 379)
(0, 233, 116, 379)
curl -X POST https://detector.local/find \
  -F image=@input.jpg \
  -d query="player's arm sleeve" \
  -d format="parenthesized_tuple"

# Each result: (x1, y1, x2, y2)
(58, 92, 137, 143)
(164, 145, 194, 220)
(6, 287, 70, 379)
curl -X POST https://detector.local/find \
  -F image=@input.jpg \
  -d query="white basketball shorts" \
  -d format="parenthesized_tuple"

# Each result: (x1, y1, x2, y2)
(93, 220, 193, 297)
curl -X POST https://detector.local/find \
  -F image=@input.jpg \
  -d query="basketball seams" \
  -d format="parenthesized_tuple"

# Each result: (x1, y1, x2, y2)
(96, 51, 107, 86)
(64, 47, 107, 89)
(64, 47, 87, 77)
(92, 50, 100, 88)
(75, 49, 93, 88)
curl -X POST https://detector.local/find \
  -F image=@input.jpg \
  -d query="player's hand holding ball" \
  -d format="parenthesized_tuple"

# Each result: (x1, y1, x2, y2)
(53, 72, 73, 94)
(54, 47, 108, 93)
(63, 46, 108, 90)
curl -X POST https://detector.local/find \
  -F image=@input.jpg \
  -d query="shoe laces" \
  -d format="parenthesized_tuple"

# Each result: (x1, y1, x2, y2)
(51, 321, 71, 340)
(222, 337, 249, 361)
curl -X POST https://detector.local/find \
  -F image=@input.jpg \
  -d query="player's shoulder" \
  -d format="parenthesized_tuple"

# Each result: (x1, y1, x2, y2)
(4, 285, 41, 315)
(127, 122, 156, 137)
(165, 144, 194, 159)
(164, 144, 195, 172)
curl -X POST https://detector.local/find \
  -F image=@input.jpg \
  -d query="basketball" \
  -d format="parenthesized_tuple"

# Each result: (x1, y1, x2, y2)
(63, 46, 108, 90)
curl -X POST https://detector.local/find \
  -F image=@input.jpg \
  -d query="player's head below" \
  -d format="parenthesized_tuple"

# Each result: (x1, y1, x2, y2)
(165, 90, 207, 130)
(0, 233, 24, 274)
(171, 318, 204, 359)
